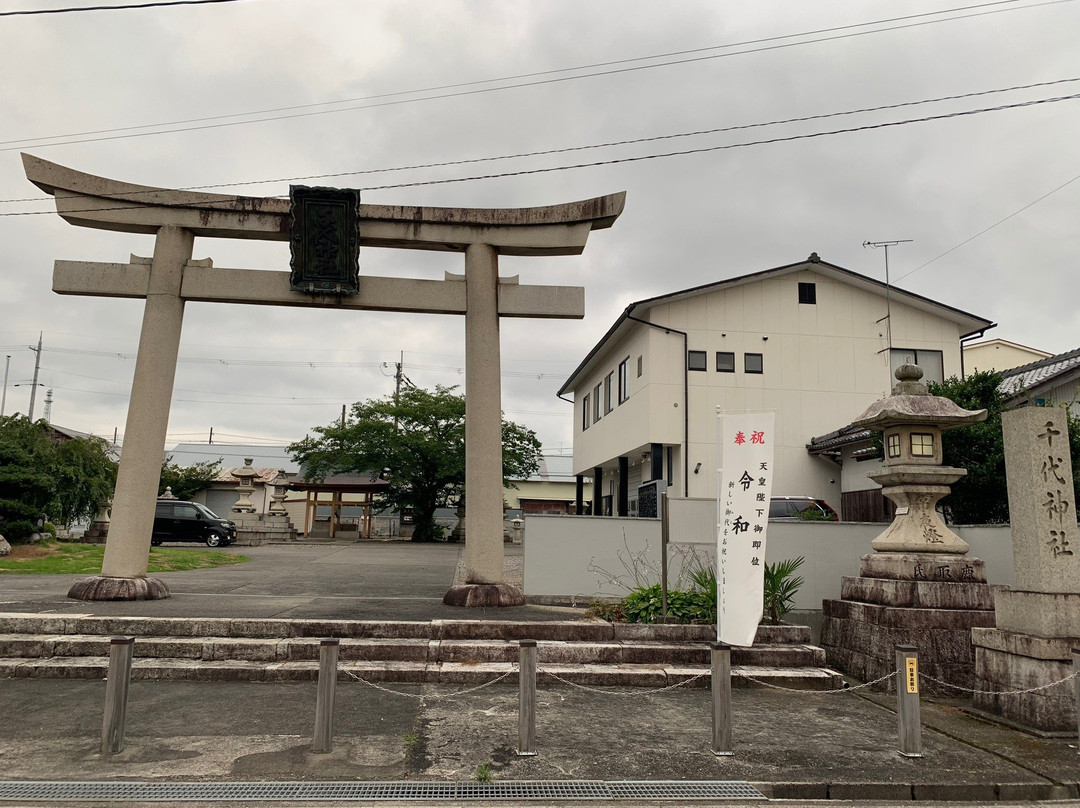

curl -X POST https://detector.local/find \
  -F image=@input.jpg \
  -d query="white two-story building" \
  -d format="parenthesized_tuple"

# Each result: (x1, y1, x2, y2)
(557, 254, 994, 520)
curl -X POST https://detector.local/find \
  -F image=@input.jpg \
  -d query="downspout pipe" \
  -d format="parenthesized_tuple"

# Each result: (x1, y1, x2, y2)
(627, 311, 690, 498)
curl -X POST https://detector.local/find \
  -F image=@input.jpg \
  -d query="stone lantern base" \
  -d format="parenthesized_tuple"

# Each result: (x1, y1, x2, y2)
(822, 551, 997, 692)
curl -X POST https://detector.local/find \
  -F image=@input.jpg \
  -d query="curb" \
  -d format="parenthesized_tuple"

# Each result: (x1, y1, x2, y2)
(755, 780, 1080, 801)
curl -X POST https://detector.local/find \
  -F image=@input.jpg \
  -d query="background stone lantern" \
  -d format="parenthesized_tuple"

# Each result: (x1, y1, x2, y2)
(231, 459, 258, 515)
(821, 361, 996, 690)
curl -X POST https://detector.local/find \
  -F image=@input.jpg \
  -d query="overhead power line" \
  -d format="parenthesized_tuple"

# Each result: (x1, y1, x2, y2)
(5, 89, 1076, 219)
(893, 169, 1080, 282)
(0, 0, 251, 16)
(1, 0, 1073, 152)
(5, 74, 1075, 205)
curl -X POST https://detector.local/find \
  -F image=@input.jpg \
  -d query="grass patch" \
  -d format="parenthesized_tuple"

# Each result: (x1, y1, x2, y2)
(0, 541, 249, 575)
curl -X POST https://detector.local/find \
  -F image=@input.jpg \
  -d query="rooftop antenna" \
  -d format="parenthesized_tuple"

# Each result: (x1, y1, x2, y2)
(863, 240, 912, 357)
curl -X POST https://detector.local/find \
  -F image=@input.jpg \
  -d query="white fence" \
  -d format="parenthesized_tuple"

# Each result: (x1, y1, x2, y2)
(523, 499, 1015, 610)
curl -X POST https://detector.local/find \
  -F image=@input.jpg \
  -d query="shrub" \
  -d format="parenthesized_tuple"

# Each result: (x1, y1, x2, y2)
(763, 556, 805, 625)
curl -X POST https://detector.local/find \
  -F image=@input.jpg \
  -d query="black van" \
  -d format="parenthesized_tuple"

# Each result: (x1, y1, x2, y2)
(152, 500, 237, 547)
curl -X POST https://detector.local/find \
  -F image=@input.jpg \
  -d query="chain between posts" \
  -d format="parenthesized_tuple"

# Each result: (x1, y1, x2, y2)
(341, 667, 517, 700)
(540, 669, 708, 695)
(918, 670, 1079, 696)
(742, 669, 898, 694)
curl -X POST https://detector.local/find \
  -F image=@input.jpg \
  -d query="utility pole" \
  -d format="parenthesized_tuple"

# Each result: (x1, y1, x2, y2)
(395, 350, 403, 404)
(863, 240, 912, 356)
(27, 333, 42, 420)
(1, 354, 10, 417)
(209, 427, 214, 445)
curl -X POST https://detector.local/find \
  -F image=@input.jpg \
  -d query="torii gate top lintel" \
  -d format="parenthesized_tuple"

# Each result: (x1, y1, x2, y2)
(22, 153, 625, 256)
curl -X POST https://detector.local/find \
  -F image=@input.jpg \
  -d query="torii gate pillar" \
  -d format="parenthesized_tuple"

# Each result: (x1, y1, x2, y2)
(23, 154, 624, 607)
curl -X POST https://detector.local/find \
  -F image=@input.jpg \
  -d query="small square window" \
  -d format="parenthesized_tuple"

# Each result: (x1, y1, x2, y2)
(582, 394, 590, 431)
(604, 372, 614, 414)
(618, 358, 630, 404)
(688, 350, 707, 371)
(911, 433, 935, 457)
(744, 353, 763, 374)
(798, 282, 816, 304)
(716, 351, 735, 373)
(886, 433, 901, 458)
(593, 383, 602, 421)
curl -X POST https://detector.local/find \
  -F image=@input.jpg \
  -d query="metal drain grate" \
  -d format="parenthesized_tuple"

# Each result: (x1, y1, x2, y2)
(0, 779, 764, 801)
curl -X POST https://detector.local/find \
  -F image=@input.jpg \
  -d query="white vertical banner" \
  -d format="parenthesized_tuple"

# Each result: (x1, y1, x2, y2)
(717, 412, 776, 647)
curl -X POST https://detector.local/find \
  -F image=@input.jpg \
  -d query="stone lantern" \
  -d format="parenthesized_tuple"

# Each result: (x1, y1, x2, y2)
(268, 469, 289, 515)
(821, 361, 996, 691)
(231, 459, 258, 514)
(852, 361, 986, 560)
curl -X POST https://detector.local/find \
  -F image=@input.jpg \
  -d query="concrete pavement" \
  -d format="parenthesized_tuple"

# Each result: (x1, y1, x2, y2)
(1, 541, 1078, 805)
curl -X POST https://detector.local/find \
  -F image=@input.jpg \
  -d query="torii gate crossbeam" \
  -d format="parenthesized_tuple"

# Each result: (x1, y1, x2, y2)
(23, 154, 624, 607)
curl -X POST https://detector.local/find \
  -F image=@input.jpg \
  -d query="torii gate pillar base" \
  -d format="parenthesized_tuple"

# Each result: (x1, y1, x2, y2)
(67, 576, 171, 601)
(443, 583, 525, 608)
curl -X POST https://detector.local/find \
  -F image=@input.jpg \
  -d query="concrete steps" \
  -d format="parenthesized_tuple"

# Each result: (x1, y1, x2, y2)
(0, 613, 843, 689)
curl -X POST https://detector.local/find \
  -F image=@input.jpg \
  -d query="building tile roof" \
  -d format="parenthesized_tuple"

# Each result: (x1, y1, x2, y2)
(998, 346, 1080, 398)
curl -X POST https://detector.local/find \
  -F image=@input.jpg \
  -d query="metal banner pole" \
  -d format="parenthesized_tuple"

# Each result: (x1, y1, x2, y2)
(711, 642, 733, 756)
(517, 640, 538, 756)
(896, 644, 923, 758)
(101, 636, 135, 754)
(312, 638, 340, 753)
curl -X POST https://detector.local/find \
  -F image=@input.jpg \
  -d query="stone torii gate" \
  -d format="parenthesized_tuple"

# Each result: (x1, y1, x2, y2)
(23, 154, 624, 606)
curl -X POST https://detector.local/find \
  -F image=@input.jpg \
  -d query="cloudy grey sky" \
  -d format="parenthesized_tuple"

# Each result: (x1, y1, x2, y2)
(1, 0, 1078, 455)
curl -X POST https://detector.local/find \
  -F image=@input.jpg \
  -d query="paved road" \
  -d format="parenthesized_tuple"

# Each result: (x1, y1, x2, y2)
(0, 541, 577, 621)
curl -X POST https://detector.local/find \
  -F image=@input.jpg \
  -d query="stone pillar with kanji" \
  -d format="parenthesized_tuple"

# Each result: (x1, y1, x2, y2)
(972, 407, 1080, 731)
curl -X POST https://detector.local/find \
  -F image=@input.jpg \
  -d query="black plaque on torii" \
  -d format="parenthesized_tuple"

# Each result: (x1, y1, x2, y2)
(289, 185, 361, 295)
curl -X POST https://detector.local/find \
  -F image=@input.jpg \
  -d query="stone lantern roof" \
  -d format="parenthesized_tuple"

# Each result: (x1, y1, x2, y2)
(852, 363, 987, 431)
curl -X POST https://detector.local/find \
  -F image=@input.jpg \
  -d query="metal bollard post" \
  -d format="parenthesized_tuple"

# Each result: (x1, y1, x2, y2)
(711, 642, 733, 756)
(312, 638, 340, 753)
(100, 636, 135, 755)
(896, 644, 923, 758)
(517, 640, 538, 756)
(1073, 648, 1079, 755)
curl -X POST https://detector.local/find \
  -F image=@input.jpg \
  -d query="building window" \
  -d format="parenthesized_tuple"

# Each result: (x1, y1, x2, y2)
(593, 383, 602, 421)
(636, 355, 643, 377)
(688, 350, 707, 371)
(716, 351, 735, 373)
(798, 282, 816, 304)
(890, 349, 944, 385)
(618, 358, 630, 404)
(582, 394, 590, 430)
(886, 433, 901, 458)
(744, 353, 763, 374)
(911, 433, 935, 457)
(604, 372, 614, 414)
(666, 446, 673, 485)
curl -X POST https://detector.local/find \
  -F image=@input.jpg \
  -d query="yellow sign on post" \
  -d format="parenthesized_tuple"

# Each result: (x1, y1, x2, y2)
(905, 657, 919, 694)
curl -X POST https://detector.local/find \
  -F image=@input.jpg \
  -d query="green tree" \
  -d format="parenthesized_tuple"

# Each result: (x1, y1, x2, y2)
(288, 385, 542, 542)
(0, 416, 117, 541)
(929, 371, 1080, 524)
(159, 457, 222, 501)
